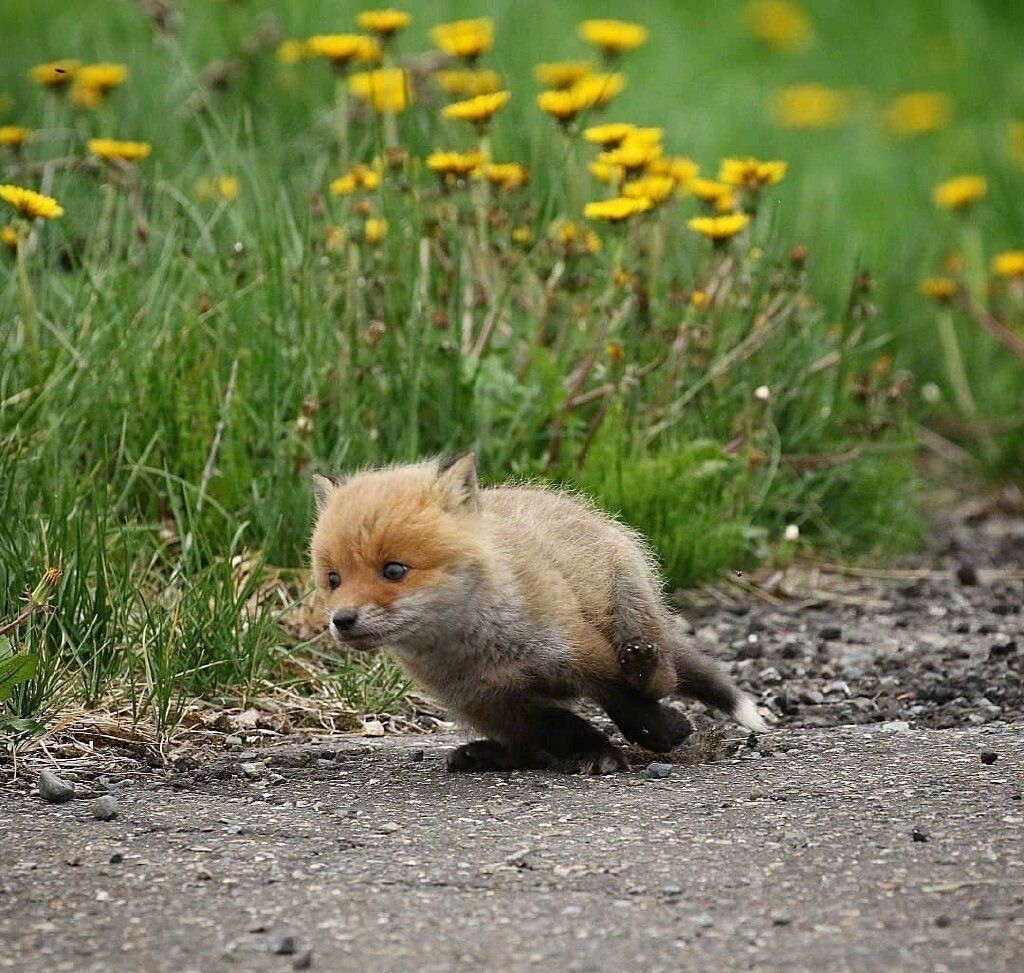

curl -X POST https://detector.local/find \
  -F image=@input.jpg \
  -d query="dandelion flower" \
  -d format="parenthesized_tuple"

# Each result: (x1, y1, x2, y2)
(687, 213, 750, 241)
(349, 68, 408, 113)
(553, 220, 602, 255)
(933, 175, 986, 211)
(0, 184, 64, 220)
(571, 73, 626, 107)
(649, 156, 700, 187)
(87, 138, 152, 163)
(578, 19, 648, 55)
(364, 218, 388, 244)
(599, 139, 662, 173)
(919, 276, 958, 302)
(622, 175, 675, 205)
(196, 175, 240, 201)
(1, 225, 17, 249)
(719, 157, 787, 190)
(0, 126, 33, 149)
(512, 226, 533, 245)
(537, 88, 588, 124)
(606, 340, 627, 363)
(742, 1, 812, 53)
(589, 160, 625, 184)
(992, 251, 1024, 279)
(330, 164, 380, 195)
(884, 92, 952, 136)
(434, 69, 501, 98)
(427, 148, 485, 177)
(584, 196, 652, 222)
(688, 178, 735, 208)
(584, 123, 636, 148)
(356, 9, 411, 37)
(70, 64, 129, 109)
(29, 59, 80, 88)
(771, 84, 850, 129)
(534, 61, 594, 89)
(307, 35, 381, 70)
(442, 90, 509, 127)
(432, 19, 493, 62)
(480, 162, 528, 191)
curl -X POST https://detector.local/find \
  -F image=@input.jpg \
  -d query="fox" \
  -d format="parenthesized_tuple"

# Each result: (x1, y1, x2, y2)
(310, 452, 766, 774)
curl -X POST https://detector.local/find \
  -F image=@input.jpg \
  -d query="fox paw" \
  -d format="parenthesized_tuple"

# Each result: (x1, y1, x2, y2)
(618, 639, 659, 678)
(567, 742, 629, 775)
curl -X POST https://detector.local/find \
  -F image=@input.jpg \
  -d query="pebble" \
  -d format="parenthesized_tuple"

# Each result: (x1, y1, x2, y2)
(38, 770, 75, 804)
(955, 562, 979, 586)
(269, 930, 297, 956)
(935, 915, 953, 928)
(108, 851, 125, 864)
(911, 828, 930, 843)
(409, 749, 425, 763)
(91, 795, 119, 821)
(224, 735, 243, 748)
(643, 762, 673, 780)
(881, 721, 911, 734)
(293, 948, 314, 970)
(241, 763, 264, 779)
(818, 625, 842, 641)
(362, 719, 386, 737)
(980, 751, 998, 765)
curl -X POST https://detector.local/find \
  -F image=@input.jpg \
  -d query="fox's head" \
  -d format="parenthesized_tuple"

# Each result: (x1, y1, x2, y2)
(310, 453, 487, 651)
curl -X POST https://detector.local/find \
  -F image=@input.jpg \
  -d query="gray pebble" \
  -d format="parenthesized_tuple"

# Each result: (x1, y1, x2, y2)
(269, 930, 297, 956)
(91, 795, 119, 821)
(643, 762, 674, 780)
(240, 763, 264, 779)
(293, 947, 314, 969)
(38, 769, 75, 804)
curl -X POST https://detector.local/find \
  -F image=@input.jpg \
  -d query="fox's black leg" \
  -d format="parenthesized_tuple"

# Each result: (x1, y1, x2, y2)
(525, 706, 627, 774)
(600, 685, 693, 753)
(446, 739, 554, 773)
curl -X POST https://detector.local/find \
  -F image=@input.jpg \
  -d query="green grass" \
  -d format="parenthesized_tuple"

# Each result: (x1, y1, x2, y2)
(0, 0, 1020, 735)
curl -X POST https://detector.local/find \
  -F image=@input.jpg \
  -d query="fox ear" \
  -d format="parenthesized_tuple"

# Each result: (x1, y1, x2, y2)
(312, 472, 342, 512)
(435, 451, 479, 512)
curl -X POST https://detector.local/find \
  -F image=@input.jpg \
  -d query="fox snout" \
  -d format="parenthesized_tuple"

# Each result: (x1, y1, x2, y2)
(331, 609, 359, 632)
(328, 607, 379, 649)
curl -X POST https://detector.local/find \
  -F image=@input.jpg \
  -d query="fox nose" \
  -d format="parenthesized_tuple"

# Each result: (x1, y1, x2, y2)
(332, 609, 359, 632)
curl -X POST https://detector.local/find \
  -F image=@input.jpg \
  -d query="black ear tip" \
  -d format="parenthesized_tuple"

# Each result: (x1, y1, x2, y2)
(437, 450, 476, 474)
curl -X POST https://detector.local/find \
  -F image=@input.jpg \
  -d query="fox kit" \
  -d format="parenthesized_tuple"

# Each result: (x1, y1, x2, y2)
(310, 453, 766, 774)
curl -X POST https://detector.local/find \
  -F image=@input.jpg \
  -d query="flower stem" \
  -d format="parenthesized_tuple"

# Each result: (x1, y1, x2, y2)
(961, 220, 986, 310)
(14, 221, 39, 368)
(935, 307, 976, 419)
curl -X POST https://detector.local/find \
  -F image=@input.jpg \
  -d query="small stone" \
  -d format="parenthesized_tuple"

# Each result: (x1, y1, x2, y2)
(643, 762, 673, 780)
(989, 641, 1016, 659)
(196, 867, 213, 881)
(108, 851, 125, 864)
(955, 562, 979, 586)
(980, 750, 998, 765)
(268, 930, 297, 956)
(409, 749, 425, 763)
(952, 620, 971, 634)
(881, 720, 911, 734)
(911, 828, 930, 842)
(818, 625, 842, 641)
(379, 821, 401, 834)
(91, 795, 119, 821)
(225, 735, 243, 748)
(292, 948, 314, 970)
(240, 763, 264, 779)
(38, 770, 75, 804)
(362, 719, 386, 737)
(935, 915, 952, 928)
(771, 914, 792, 926)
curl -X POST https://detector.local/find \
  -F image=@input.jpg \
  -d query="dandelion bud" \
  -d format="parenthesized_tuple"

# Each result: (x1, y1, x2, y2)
(790, 244, 808, 268)
(30, 566, 63, 605)
(754, 385, 771, 402)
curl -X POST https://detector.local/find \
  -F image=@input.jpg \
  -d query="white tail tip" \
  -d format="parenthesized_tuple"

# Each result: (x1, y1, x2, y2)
(733, 695, 768, 733)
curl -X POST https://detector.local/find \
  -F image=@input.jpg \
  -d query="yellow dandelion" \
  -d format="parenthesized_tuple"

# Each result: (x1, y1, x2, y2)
(691, 290, 709, 309)
(276, 40, 308, 65)
(0, 184, 64, 220)
(534, 61, 594, 89)
(992, 251, 1024, 279)
(426, 149, 485, 177)
(307, 35, 381, 69)
(442, 90, 510, 127)
(1, 225, 18, 249)
(599, 139, 661, 173)
(196, 175, 240, 201)
(480, 162, 528, 191)
(584, 196, 652, 222)
(606, 340, 627, 363)
(919, 276, 958, 302)
(571, 73, 626, 107)
(434, 69, 501, 98)
(584, 123, 636, 148)
(0, 126, 33, 149)
(589, 160, 625, 184)
(648, 156, 701, 187)
(688, 178, 735, 208)
(771, 84, 850, 129)
(29, 60, 80, 88)
(719, 157, 787, 190)
(622, 175, 676, 205)
(553, 220, 602, 254)
(75, 63, 128, 94)
(87, 138, 152, 163)
(578, 19, 648, 55)
(512, 226, 533, 245)
(431, 19, 493, 62)
(364, 218, 388, 245)
(356, 9, 411, 37)
(884, 92, 952, 137)
(933, 175, 987, 211)
(687, 213, 750, 241)
(742, 1, 812, 54)
(349, 68, 408, 113)
(330, 164, 380, 196)
(537, 88, 588, 124)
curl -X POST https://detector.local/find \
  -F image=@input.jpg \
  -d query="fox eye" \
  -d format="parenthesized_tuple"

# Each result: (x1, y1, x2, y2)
(327, 571, 341, 590)
(381, 562, 409, 582)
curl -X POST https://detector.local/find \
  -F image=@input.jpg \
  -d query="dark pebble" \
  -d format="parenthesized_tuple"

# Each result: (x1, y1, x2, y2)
(269, 931, 297, 956)
(91, 795, 119, 821)
(108, 851, 125, 864)
(935, 915, 953, 928)
(38, 770, 76, 804)
(991, 603, 1019, 616)
(409, 749, 425, 763)
(980, 751, 998, 765)
(911, 828, 930, 842)
(977, 623, 997, 635)
(955, 562, 979, 586)
(953, 620, 971, 634)
(989, 641, 1016, 659)
(818, 626, 842, 641)
(643, 762, 674, 780)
